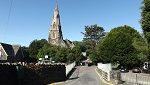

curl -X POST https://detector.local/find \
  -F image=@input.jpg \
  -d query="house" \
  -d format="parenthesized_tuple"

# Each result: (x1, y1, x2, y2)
(0, 42, 24, 63)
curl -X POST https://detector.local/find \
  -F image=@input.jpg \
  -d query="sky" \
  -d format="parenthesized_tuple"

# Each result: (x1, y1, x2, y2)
(0, 0, 143, 46)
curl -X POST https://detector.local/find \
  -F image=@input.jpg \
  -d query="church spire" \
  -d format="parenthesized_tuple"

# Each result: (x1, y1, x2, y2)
(48, 1, 63, 45)
(55, 0, 58, 10)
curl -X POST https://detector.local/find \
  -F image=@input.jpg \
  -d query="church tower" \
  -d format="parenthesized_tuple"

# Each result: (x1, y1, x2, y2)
(48, 2, 63, 45)
(48, 1, 75, 48)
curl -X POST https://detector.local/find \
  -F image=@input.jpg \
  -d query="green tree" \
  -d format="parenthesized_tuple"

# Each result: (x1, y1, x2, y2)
(82, 24, 105, 50)
(96, 25, 147, 65)
(55, 47, 70, 63)
(73, 41, 86, 52)
(71, 46, 83, 64)
(132, 37, 148, 63)
(29, 39, 48, 59)
(37, 43, 57, 60)
(141, 0, 150, 59)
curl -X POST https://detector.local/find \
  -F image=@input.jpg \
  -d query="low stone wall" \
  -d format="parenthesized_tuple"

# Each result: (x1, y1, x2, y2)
(0, 65, 18, 85)
(0, 64, 67, 85)
(23, 64, 66, 85)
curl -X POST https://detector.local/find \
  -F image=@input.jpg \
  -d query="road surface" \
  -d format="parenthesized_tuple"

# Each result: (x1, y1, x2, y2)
(61, 66, 107, 85)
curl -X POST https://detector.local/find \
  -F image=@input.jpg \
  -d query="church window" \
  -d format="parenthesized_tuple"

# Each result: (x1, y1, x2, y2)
(53, 32, 55, 38)
(53, 22, 56, 29)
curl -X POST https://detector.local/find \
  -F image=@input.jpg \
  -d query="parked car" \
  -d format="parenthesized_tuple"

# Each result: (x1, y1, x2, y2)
(132, 67, 141, 73)
(120, 66, 129, 72)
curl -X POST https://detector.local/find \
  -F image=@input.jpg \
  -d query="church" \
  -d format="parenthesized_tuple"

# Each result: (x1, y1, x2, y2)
(48, 2, 75, 48)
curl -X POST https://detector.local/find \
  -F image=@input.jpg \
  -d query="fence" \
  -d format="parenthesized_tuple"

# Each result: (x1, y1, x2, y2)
(121, 72, 150, 85)
(97, 63, 112, 81)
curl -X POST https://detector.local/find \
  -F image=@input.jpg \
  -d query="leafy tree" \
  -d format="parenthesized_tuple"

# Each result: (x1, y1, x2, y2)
(29, 39, 48, 59)
(82, 24, 105, 50)
(67, 52, 75, 63)
(37, 43, 57, 60)
(96, 25, 147, 65)
(73, 41, 86, 52)
(55, 47, 70, 63)
(81, 24, 105, 63)
(132, 37, 148, 63)
(141, 0, 150, 59)
(71, 46, 83, 64)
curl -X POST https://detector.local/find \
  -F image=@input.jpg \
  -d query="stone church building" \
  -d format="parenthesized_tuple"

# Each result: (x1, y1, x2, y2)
(48, 2, 75, 48)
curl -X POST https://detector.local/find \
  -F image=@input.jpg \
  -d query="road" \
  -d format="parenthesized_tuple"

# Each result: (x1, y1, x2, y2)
(61, 66, 107, 85)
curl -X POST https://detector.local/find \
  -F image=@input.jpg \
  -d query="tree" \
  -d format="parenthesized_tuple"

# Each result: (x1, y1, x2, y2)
(55, 47, 70, 63)
(73, 41, 86, 52)
(71, 46, 84, 64)
(29, 39, 48, 59)
(82, 24, 105, 50)
(37, 43, 57, 60)
(141, 0, 150, 59)
(132, 37, 148, 63)
(96, 25, 147, 65)
(81, 24, 105, 63)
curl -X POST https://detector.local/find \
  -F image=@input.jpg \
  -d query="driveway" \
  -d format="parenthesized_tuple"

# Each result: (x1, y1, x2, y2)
(53, 66, 108, 85)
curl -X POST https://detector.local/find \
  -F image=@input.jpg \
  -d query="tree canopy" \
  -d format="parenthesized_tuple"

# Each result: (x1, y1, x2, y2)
(29, 39, 48, 59)
(141, 0, 150, 60)
(82, 24, 105, 50)
(95, 25, 148, 65)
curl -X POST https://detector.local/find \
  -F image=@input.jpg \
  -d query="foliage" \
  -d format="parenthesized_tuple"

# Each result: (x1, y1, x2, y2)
(81, 24, 105, 63)
(82, 24, 105, 50)
(37, 41, 85, 63)
(132, 37, 148, 62)
(141, 0, 150, 59)
(82, 24, 105, 43)
(96, 25, 148, 65)
(37, 43, 57, 60)
(29, 39, 48, 59)
(71, 45, 84, 64)
(73, 41, 86, 52)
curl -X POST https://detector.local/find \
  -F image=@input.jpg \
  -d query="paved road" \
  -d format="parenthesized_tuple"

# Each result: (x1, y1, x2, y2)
(62, 66, 107, 85)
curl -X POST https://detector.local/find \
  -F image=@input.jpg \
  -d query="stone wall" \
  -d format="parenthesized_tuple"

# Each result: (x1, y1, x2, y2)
(0, 65, 18, 85)
(0, 64, 67, 85)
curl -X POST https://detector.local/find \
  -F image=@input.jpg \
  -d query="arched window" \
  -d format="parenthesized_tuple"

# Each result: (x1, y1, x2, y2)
(53, 22, 56, 28)
(53, 32, 55, 38)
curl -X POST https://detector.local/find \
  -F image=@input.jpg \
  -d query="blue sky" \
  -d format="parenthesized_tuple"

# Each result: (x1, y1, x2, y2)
(0, 0, 142, 46)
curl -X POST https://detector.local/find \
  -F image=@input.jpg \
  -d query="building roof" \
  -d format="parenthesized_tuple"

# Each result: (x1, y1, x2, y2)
(0, 43, 14, 56)
(12, 45, 21, 55)
(0, 43, 22, 56)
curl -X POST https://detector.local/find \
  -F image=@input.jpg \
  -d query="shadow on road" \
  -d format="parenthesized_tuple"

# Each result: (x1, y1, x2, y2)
(68, 77, 79, 80)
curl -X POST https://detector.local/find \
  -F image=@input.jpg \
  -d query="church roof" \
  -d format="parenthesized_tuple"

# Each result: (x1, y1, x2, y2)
(62, 39, 75, 48)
